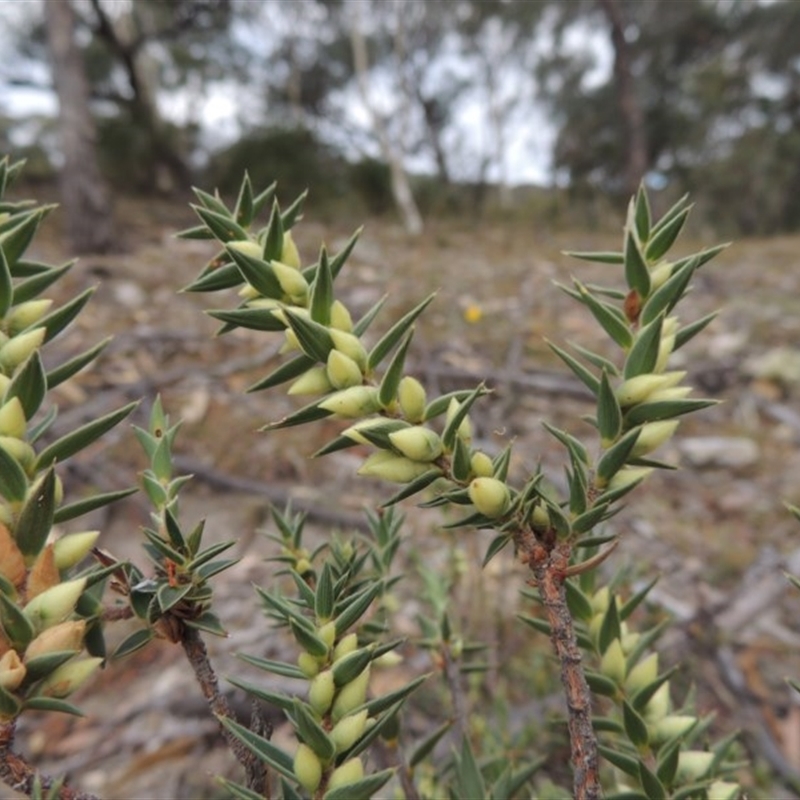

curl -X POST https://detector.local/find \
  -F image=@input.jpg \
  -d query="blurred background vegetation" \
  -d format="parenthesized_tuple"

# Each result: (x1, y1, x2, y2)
(1, 0, 799, 248)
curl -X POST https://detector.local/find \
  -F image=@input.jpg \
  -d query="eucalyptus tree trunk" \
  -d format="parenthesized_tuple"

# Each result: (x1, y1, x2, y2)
(598, 0, 648, 197)
(349, 2, 423, 236)
(44, 0, 114, 254)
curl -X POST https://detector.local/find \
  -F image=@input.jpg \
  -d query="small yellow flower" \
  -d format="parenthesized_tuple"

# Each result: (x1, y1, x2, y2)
(463, 304, 483, 323)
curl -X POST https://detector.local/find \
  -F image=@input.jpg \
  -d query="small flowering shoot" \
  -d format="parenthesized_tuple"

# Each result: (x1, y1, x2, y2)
(185, 177, 732, 798)
(110, 396, 239, 656)
(0, 156, 137, 729)
(217, 508, 418, 800)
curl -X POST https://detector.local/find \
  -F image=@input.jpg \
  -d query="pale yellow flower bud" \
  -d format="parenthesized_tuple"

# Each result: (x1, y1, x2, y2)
(326, 349, 363, 390)
(397, 376, 427, 423)
(271, 260, 309, 303)
(52, 531, 100, 571)
(624, 652, 658, 694)
(357, 451, 433, 483)
(298, 652, 321, 678)
(645, 386, 693, 403)
(649, 261, 674, 290)
(707, 780, 741, 800)
(308, 669, 336, 715)
(330, 300, 353, 332)
(227, 240, 263, 259)
(281, 231, 301, 269)
(676, 750, 714, 782)
(631, 420, 679, 457)
(332, 665, 370, 722)
(590, 587, 610, 615)
(319, 386, 380, 418)
(599, 639, 626, 685)
(327, 757, 365, 791)
(0, 397, 26, 439)
(294, 744, 323, 792)
(238, 283, 261, 300)
(288, 366, 334, 396)
(468, 477, 510, 518)
(23, 577, 87, 633)
(654, 333, 676, 373)
(0, 436, 35, 474)
(644, 682, 671, 722)
(445, 398, 473, 443)
(25, 620, 86, 661)
(615, 373, 678, 407)
(0, 328, 46, 373)
(388, 426, 443, 462)
(330, 709, 369, 752)
(317, 621, 337, 648)
(329, 329, 367, 371)
(0, 650, 26, 691)
(7, 300, 53, 335)
(470, 451, 494, 478)
(606, 466, 653, 493)
(651, 714, 697, 744)
(333, 633, 359, 662)
(38, 656, 102, 698)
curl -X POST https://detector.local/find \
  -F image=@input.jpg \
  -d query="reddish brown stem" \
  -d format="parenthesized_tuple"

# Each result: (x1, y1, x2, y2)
(0, 721, 99, 800)
(180, 626, 267, 794)
(521, 534, 602, 800)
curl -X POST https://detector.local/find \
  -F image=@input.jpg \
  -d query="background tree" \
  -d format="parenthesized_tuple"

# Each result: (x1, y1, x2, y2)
(44, 0, 114, 254)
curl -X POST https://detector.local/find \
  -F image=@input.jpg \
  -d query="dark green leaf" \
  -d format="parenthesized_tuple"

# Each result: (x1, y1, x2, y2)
(572, 503, 612, 535)
(235, 653, 305, 680)
(193, 187, 230, 215)
(290, 619, 329, 658)
(575, 283, 633, 349)
(184, 611, 228, 637)
(638, 761, 666, 800)
(360, 674, 429, 718)
(45, 337, 111, 390)
(640, 258, 698, 326)
(293, 698, 335, 760)
(657, 739, 681, 787)
(226, 676, 294, 713)
(596, 371, 622, 444)
(564, 580, 594, 621)
(598, 745, 639, 778)
(0, 245, 11, 316)
(624, 229, 650, 297)
(156, 582, 193, 613)
(634, 186, 651, 241)
(598, 596, 621, 654)
(226, 245, 283, 298)
(182, 261, 241, 293)
(381, 468, 442, 507)
(206, 306, 286, 332)
(260, 398, 332, 430)
(352, 294, 386, 337)
(36, 288, 94, 343)
(251, 180, 277, 219)
(334, 581, 383, 636)
(53, 487, 137, 524)
(216, 715, 296, 781)
(546, 341, 600, 395)
(280, 190, 308, 231)
(367, 293, 436, 370)
(482, 533, 512, 566)
(442, 383, 484, 450)
(584, 670, 618, 697)
(14, 263, 75, 306)
(564, 250, 624, 264)
(215, 778, 264, 800)
(623, 315, 663, 379)
(2, 209, 48, 268)
(284, 309, 334, 363)
(112, 628, 155, 659)
(322, 768, 395, 800)
(674, 312, 718, 351)
(191, 205, 249, 242)
(0, 592, 35, 648)
(21, 650, 78, 682)
(619, 576, 659, 620)
(378, 329, 413, 408)
(35, 402, 138, 469)
(14, 467, 56, 557)
(23, 696, 83, 716)
(625, 399, 718, 426)
(315, 563, 334, 621)
(247, 353, 315, 393)
(263, 201, 284, 261)
(453, 737, 487, 800)
(596, 428, 641, 484)
(646, 206, 692, 262)
(234, 172, 254, 226)
(623, 701, 649, 747)
(6, 351, 46, 419)
(0, 445, 28, 502)
(309, 246, 333, 325)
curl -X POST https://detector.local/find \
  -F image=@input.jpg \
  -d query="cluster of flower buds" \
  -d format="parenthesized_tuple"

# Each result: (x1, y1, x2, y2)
(0, 156, 138, 720)
(182, 177, 519, 528)
(219, 509, 416, 799)
(522, 577, 741, 798)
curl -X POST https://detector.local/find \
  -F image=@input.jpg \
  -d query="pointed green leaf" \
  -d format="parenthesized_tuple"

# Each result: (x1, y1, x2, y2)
(596, 371, 622, 444)
(619, 576, 659, 620)
(226, 245, 283, 298)
(184, 610, 227, 637)
(625, 398, 718, 426)
(45, 337, 111, 389)
(568, 341, 620, 375)
(1, 209, 48, 268)
(367, 293, 436, 370)
(442, 383, 484, 450)
(0, 445, 28, 502)
(182, 261, 241, 293)
(113, 628, 155, 659)
(280, 190, 308, 231)
(564, 580, 594, 621)
(596, 428, 641, 484)
(191, 205, 249, 242)
(156, 582, 193, 613)
(674, 312, 718, 351)
(309, 246, 333, 325)
(585, 670, 619, 697)
(454, 737, 487, 800)
(36, 287, 94, 343)
(6, 351, 46, 419)
(0, 592, 35, 648)
(284, 309, 334, 363)
(378, 329, 413, 408)
(262, 201, 285, 262)
(53, 487, 137, 524)
(564, 250, 624, 264)
(575, 282, 633, 349)
(315, 563, 334, 621)
(323, 769, 395, 800)
(192, 187, 230, 215)
(646, 206, 692, 261)
(14, 466, 56, 557)
(23, 696, 83, 716)
(293, 698, 335, 761)
(216, 715, 296, 781)
(623, 315, 663, 379)
(35, 402, 138, 469)
(261, 398, 332, 430)
(624, 230, 650, 297)
(634, 186, 651, 241)
(0, 245, 11, 316)
(334, 581, 383, 636)
(215, 778, 264, 800)
(450, 434, 472, 482)
(233, 172, 254, 226)
(206, 306, 286, 332)
(290, 619, 329, 658)
(623, 701, 649, 747)
(381, 467, 442, 507)
(175, 224, 215, 241)
(251, 180, 277, 219)
(598, 596, 621, 654)
(547, 341, 600, 395)
(656, 739, 682, 787)
(248, 353, 315, 393)
(235, 653, 305, 680)
(423, 388, 487, 421)
(12, 262, 74, 305)
(542, 422, 590, 465)
(640, 257, 698, 326)
(482, 533, 512, 567)
(226, 676, 294, 713)
(598, 745, 639, 778)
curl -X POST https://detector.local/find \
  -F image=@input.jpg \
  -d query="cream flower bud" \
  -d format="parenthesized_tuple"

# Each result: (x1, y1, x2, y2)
(319, 386, 380, 418)
(615, 374, 676, 407)
(0, 436, 36, 474)
(7, 300, 53, 335)
(298, 652, 321, 678)
(599, 639, 626, 685)
(0, 397, 26, 439)
(388, 426, 443, 462)
(446, 398, 473, 444)
(281, 231, 301, 269)
(675, 750, 714, 782)
(308, 669, 336, 715)
(468, 477, 510, 518)
(288, 366, 334, 396)
(280, 328, 301, 354)
(326, 349, 363, 390)
(644, 682, 671, 722)
(330, 709, 369, 752)
(655, 334, 676, 373)
(624, 652, 658, 694)
(332, 665, 370, 722)
(357, 451, 433, 483)
(271, 260, 309, 302)
(0, 328, 46, 373)
(470, 451, 494, 478)
(330, 300, 353, 331)
(25, 620, 86, 661)
(531, 504, 550, 531)
(651, 714, 697, 744)
(238, 283, 261, 300)
(24, 577, 87, 633)
(328, 757, 364, 791)
(294, 744, 323, 792)
(649, 261, 674, 290)
(645, 386, 693, 403)
(333, 633, 359, 662)
(0, 650, 26, 691)
(52, 531, 100, 570)
(38, 656, 102, 698)
(397, 376, 427, 423)
(329, 329, 367, 371)
(591, 587, 610, 615)
(631, 421, 679, 457)
(317, 621, 337, 648)
(228, 240, 264, 259)
(707, 780, 741, 800)
(606, 466, 653, 493)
